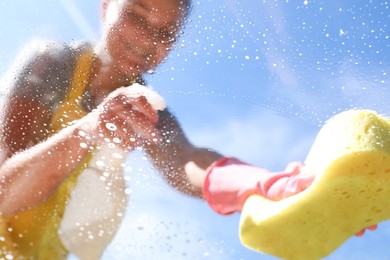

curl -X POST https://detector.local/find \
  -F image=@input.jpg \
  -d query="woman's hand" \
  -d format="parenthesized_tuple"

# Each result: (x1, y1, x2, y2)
(266, 162, 314, 200)
(267, 162, 378, 237)
(78, 86, 160, 151)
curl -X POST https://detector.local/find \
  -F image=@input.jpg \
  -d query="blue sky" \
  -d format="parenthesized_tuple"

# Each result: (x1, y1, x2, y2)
(0, 0, 390, 259)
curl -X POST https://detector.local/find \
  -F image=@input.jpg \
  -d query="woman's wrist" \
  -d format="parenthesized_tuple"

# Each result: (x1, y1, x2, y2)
(203, 157, 264, 215)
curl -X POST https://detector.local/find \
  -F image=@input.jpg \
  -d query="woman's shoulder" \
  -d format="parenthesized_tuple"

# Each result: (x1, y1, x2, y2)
(19, 39, 92, 64)
(7, 40, 92, 68)
(2, 40, 93, 104)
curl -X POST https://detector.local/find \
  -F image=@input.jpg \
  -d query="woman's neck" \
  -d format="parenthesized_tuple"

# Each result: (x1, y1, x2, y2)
(88, 55, 140, 105)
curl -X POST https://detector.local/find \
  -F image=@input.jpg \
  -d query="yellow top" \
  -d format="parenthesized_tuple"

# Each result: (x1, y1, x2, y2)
(239, 110, 390, 260)
(0, 49, 94, 259)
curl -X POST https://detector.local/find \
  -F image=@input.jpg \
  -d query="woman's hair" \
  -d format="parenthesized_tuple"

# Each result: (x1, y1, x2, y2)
(101, 0, 192, 23)
(98, 0, 193, 45)
(100, 0, 126, 26)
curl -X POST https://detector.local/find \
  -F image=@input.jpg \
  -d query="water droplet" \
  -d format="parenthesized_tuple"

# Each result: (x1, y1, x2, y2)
(113, 153, 124, 159)
(105, 123, 117, 131)
(78, 130, 86, 137)
(96, 160, 105, 168)
(5, 254, 14, 260)
(113, 137, 121, 144)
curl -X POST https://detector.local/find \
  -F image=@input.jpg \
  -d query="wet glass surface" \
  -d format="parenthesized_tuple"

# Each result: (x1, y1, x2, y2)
(0, 1, 389, 259)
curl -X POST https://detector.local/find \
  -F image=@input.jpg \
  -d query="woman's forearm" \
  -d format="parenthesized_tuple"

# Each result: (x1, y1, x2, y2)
(143, 109, 223, 198)
(145, 139, 222, 198)
(0, 123, 92, 215)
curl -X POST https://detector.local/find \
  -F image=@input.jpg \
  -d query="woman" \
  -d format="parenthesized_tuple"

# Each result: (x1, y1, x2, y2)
(0, 0, 223, 258)
(0, 0, 316, 258)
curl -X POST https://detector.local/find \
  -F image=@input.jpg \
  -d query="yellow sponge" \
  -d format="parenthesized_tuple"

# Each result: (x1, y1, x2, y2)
(239, 110, 390, 260)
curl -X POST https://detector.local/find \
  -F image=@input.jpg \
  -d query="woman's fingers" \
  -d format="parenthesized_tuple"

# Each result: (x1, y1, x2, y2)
(124, 95, 159, 124)
(119, 106, 159, 140)
(367, 225, 378, 230)
(97, 94, 160, 149)
(355, 225, 378, 237)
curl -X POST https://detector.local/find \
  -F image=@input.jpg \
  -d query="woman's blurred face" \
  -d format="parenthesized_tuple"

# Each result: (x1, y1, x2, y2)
(103, 0, 187, 77)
